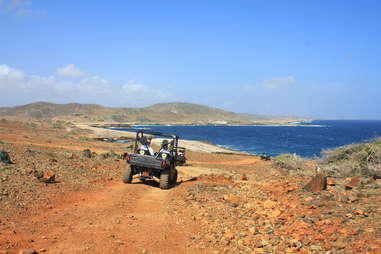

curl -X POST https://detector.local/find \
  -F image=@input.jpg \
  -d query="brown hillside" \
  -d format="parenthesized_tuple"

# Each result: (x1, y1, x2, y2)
(0, 101, 306, 125)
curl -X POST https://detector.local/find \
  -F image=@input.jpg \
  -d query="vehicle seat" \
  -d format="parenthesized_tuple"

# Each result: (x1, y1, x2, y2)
(137, 149, 150, 155)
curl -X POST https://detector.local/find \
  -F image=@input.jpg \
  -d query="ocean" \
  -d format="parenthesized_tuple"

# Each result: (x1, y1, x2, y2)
(115, 120, 381, 158)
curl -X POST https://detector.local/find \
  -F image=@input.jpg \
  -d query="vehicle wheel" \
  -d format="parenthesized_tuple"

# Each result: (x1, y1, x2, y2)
(123, 166, 133, 183)
(160, 170, 170, 190)
(172, 169, 178, 186)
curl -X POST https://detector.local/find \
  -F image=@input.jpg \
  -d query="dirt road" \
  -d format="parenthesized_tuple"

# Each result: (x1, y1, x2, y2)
(1, 167, 214, 254)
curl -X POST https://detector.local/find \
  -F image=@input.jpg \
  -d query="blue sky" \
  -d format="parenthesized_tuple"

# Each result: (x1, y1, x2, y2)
(0, 0, 380, 119)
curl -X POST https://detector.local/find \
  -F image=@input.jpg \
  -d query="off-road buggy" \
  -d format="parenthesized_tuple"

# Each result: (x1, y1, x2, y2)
(123, 130, 180, 189)
(175, 147, 186, 165)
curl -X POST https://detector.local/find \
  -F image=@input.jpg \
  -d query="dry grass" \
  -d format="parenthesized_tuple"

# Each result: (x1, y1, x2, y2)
(273, 153, 317, 175)
(319, 137, 381, 177)
(273, 137, 381, 177)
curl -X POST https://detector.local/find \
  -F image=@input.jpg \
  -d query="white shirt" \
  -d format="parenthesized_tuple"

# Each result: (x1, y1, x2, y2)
(141, 145, 154, 156)
(159, 148, 171, 154)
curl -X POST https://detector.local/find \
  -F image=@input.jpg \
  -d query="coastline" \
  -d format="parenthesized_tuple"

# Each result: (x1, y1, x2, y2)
(75, 123, 249, 155)
(84, 119, 314, 128)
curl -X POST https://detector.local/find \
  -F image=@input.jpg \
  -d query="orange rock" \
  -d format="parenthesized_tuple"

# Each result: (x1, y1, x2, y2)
(293, 220, 310, 229)
(292, 232, 305, 241)
(224, 231, 234, 240)
(239, 173, 248, 181)
(305, 196, 313, 202)
(339, 227, 357, 235)
(370, 241, 381, 250)
(303, 174, 327, 192)
(25, 168, 35, 175)
(264, 200, 276, 209)
(40, 170, 55, 183)
(327, 178, 336, 186)
(346, 176, 361, 189)
(19, 249, 37, 254)
(323, 241, 332, 251)
(269, 209, 281, 218)
(286, 247, 297, 253)
(289, 201, 298, 209)
(225, 195, 241, 206)
(325, 225, 338, 235)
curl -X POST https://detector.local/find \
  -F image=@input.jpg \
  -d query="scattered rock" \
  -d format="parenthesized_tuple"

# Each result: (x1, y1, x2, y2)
(264, 200, 276, 209)
(346, 176, 361, 189)
(224, 195, 241, 207)
(255, 240, 264, 248)
(0, 150, 11, 164)
(269, 208, 282, 218)
(25, 168, 37, 175)
(224, 230, 234, 240)
(101, 150, 117, 159)
(35, 170, 56, 183)
(19, 249, 38, 254)
(327, 178, 336, 186)
(49, 158, 57, 163)
(83, 149, 92, 158)
(68, 153, 78, 159)
(239, 173, 248, 181)
(303, 174, 327, 192)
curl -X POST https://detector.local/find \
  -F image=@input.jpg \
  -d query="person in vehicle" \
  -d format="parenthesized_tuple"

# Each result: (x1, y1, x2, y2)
(140, 136, 154, 155)
(159, 139, 171, 155)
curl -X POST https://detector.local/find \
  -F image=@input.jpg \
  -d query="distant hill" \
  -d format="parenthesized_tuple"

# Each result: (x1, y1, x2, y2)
(0, 102, 307, 125)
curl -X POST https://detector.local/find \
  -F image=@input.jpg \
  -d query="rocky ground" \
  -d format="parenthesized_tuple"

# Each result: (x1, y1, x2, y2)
(0, 119, 380, 253)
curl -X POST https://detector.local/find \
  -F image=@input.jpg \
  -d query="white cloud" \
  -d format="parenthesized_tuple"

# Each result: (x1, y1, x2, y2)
(262, 76, 295, 89)
(0, 64, 173, 107)
(57, 64, 87, 78)
(0, 0, 44, 17)
(0, 64, 24, 79)
(122, 80, 170, 102)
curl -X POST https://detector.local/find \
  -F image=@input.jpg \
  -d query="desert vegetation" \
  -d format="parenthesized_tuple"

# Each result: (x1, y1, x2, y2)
(274, 137, 381, 178)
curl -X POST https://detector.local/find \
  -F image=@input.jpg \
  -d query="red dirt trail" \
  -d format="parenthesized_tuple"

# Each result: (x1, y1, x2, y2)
(2, 179, 198, 254)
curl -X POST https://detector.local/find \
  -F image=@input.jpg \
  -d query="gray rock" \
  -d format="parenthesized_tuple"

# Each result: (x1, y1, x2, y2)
(0, 150, 11, 164)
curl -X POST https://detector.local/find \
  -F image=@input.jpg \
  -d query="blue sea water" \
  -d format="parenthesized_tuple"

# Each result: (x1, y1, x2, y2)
(115, 120, 381, 158)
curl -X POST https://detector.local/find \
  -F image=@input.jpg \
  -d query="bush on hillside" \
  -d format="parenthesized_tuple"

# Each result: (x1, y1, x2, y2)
(319, 137, 381, 177)
(273, 153, 317, 175)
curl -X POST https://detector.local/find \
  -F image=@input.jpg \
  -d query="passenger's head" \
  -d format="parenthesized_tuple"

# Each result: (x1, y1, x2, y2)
(161, 139, 169, 149)
(146, 136, 153, 145)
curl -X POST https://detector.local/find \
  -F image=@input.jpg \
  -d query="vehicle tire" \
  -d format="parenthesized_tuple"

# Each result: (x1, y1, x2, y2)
(123, 166, 133, 183)
(160, 170, 170, 190)
(172, 169, 178, 186)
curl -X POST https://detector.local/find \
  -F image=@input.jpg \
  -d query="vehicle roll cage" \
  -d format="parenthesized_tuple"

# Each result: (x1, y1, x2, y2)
(134, 130, 179, 155)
